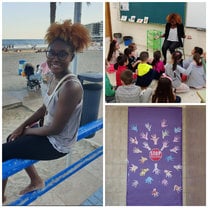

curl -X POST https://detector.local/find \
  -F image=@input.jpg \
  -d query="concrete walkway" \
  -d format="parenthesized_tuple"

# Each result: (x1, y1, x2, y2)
(81, 187, 103, 206)
(3, 92, 22, 109)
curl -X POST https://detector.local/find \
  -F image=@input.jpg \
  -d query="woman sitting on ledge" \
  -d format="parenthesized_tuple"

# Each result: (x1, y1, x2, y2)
(2, 20, 90, 203)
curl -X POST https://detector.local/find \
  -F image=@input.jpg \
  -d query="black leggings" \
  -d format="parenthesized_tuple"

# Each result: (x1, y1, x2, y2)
(3, 135, 67, 162)
(162, 40, 181, 60)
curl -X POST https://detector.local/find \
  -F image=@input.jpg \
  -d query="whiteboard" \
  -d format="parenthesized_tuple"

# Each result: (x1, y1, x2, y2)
(185, 2, 206, 29)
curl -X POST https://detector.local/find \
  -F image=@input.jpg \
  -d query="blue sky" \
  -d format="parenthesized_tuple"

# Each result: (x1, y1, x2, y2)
(2, 2, 103, 39)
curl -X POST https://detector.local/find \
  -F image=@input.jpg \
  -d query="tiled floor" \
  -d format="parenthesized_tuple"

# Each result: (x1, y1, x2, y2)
(106, 71, 204, 103)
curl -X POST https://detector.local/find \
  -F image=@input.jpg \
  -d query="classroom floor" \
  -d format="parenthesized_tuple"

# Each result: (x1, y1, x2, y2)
(107, 71, 204, 103)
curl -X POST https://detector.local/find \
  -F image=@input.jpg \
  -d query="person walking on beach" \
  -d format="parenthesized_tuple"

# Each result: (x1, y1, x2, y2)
(2, 20, 90, 202)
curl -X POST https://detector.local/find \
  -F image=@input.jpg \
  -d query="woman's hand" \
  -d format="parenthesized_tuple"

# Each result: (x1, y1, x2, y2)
(154, 35, 160, 40)
(7, 125, 25, 142)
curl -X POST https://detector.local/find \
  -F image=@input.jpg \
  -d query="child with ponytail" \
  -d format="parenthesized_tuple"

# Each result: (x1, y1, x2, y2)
(184, 53, 206, 89)
(165, 51, 189, 93)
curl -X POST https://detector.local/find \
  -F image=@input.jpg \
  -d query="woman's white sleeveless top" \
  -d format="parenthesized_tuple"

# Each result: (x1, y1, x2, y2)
(167, 27, 178, 42)
(43, 75, 83, 153)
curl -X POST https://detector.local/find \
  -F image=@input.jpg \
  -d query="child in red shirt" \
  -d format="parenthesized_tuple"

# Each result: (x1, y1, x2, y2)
(115, 54, 129, 87)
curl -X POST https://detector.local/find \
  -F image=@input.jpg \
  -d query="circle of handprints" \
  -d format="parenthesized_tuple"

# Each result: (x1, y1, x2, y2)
(129, 118, 182, 197)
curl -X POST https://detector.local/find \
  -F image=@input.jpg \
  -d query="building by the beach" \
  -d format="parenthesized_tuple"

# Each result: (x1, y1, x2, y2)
(85, 21, 103, 42)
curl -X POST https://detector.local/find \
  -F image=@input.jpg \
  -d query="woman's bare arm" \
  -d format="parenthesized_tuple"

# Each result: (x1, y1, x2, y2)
(24, 80, 82, 136)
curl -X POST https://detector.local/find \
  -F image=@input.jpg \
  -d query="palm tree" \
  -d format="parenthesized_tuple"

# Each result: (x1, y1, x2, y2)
(74, 2, 82, 23)
(50, 2, 56, 24)
(50, 2, 90, 24)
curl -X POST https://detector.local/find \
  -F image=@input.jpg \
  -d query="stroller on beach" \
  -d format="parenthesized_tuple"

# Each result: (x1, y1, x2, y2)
(23, 63, 42, 90)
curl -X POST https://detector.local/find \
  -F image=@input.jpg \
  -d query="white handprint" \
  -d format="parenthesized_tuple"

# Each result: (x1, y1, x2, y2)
(132, 180, 139, 188)
(173, 135, 180, 143)
(145, 123, 152, 132)
(174, 185, 182, 193)
(161, 119, 168, 128)
(161, 141, 169, 151)
(143, 142, 151, 151)
(173, 164, 182, 171)
(133, 147, 142, 154)
(151, 134, 159, 145)
(170, 146, 180, 154)
(162, 129, 169, 139)
(140, 132, 148, 140)
(164, 169, 172, 178)
(129, 164, 138, 173)
(152, 163, 160, 175)
(162, 179, 168, 186)
(129, 136, 138, 145)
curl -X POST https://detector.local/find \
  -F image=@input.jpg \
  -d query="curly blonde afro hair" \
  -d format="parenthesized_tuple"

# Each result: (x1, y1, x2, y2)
(45, 20, 91, 52)
(166, 13, 182, 24)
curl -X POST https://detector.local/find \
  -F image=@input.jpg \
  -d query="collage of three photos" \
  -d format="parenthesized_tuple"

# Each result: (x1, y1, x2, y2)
(2, 1, 206, 206)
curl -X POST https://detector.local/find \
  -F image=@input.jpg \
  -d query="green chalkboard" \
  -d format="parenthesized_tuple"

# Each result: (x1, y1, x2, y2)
(120, 2, 186, 25)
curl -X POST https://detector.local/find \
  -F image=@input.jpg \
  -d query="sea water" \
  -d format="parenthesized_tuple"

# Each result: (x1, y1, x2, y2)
(2, 39, 47, 49)
(2, 39, 103, 50)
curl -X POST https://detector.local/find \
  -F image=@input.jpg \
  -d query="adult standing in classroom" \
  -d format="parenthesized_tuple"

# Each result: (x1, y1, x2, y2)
(157, 13, 191, 64)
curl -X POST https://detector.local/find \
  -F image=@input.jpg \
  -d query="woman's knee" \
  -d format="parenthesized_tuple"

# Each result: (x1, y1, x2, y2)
(169, 46, 177, 54)
(169, 42, 181, 53)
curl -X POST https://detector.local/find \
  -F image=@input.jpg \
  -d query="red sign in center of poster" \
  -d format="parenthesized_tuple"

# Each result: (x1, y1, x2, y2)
(149, 148, 162, 161)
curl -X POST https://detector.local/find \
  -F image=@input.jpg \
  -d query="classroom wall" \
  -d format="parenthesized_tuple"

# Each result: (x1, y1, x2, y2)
(108, 2, 206, 57)
(105, 106, 206, 206)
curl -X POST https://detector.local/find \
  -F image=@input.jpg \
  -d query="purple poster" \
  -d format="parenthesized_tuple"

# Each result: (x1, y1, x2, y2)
(127, 107, 182, 206)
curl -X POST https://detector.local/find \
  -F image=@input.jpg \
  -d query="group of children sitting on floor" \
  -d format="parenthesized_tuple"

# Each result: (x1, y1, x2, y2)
(105, 40, 206, 103)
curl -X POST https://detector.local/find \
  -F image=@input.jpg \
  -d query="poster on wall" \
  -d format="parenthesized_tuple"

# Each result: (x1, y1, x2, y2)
(127, 107, 182, 206)
(120, 2, 129, 11)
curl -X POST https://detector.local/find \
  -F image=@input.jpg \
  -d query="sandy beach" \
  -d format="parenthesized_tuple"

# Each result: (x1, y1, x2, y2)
(2, 50, 103, 205)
